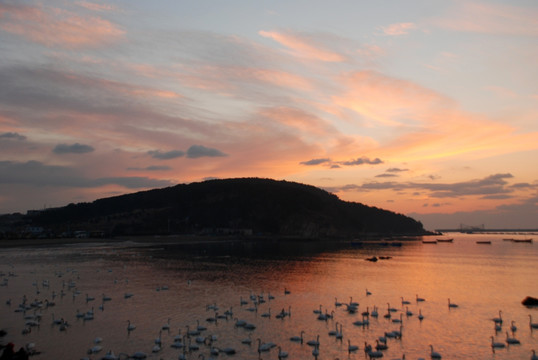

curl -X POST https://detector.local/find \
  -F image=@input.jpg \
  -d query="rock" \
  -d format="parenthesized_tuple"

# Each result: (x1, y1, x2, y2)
(522, 296, 538, 306)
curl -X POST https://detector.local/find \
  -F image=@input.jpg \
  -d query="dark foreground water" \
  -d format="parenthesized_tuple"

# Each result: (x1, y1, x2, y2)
(1, 233, 537, 359)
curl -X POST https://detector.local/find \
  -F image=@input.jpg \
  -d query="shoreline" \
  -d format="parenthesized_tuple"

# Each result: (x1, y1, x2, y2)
(0, 233, 428, 249)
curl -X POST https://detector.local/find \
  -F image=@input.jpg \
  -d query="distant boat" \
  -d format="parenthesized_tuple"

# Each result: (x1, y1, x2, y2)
(476, 241, 492, 244)
(511, 238, 533, 243)
(436, 238, 454, 243)
(422, 240, 437, 244)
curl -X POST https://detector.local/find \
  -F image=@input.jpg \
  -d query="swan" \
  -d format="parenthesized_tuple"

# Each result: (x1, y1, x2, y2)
(418, 309, 424, 321)
(328, 322, 338, 336)
(87, 345, 102, 354)
(371, 306, 379, 318)
(530, 315, 538, 329)
(366, 288, 372, 296)
(348, 339, 359, 353)
(290, 330, 305, 343)
(401, 297, 411, 305)
(367, 349, 383, 358)
(306, 335, 320, 347)
(127, 320, 135, 331)
(492, 310, 503, 324)
(510, 320, 517, 333)
(392, 313, 403, 323)
(278, 346, 289, 359)
(130, 352, 147, 359)
(387, 303, 397, 312)
(505, 331, 520, 344)
(101, 350, 118, 360)
(490, 336, 505, 349)
(240, 296, 248, 305)
(335, 297, 342, 307)
(335, 324, 343, 340)
(405, 306, 413, 316)
(375, 340, 388, 350)
(430, 345, 442, 359)
(532, 350, 538, 360)
(312, 344, 319, 358)
(241, 333, 252, 345)
(313, 304, 322, 314)
(261, 308, 271, 318)
(154, 330, 162, 345)
(448, 298, 458, 308)
(162, 318, 171, 330)
(257, 338, 272, 352)
(350, 297, 359, 307)
(416, 294, 425, 302)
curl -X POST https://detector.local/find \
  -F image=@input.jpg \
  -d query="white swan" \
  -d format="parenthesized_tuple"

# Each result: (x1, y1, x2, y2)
(505, 331, 520, 344)
(448, 298, 458, 308)
(127, 320, 135, 331)
(162, 318, 171, 330)
(348, 339, 359, 353)
(278, 346, 289, 359)
(492, 310, 503, 324)
(490, 336, 505, 349)
(430, 345, 442, 359)
(306, 335, 320, 347)
(530, 315, 538, 329)
(290, 330, 304, 343)
(416, 294, 425, 302)
(418, 309, 424, 321)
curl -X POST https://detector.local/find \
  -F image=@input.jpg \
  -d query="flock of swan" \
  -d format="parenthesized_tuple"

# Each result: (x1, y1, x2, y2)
(1, 251, 538, 360)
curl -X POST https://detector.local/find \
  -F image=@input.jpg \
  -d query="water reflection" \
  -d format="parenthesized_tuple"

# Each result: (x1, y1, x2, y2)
(0, 233, 537, 359)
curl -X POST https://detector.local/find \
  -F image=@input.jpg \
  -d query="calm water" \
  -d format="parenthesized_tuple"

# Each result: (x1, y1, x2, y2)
(1, 233, 537, 360)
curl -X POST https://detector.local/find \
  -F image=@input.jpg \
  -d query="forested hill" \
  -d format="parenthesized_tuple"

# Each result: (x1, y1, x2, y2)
(25, 178, 429, 238)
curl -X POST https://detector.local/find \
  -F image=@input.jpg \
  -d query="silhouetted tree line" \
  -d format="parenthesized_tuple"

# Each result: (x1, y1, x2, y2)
(25, 178, 428, 238)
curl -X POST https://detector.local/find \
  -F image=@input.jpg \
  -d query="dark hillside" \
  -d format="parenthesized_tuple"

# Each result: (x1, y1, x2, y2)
(22, 178, 428, 238)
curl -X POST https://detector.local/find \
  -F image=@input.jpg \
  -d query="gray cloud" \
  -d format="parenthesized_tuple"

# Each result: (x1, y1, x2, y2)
(386, 167, 408, 172)
(327, 173, 519, 198)
(300, 158, 331, 166)
(0, 160, 172, 189)
(127, 165, 172, 171)
(53, 143, 94, 154)
(0, 132, 26, 141)
(148, 150, 185, 160)
(339, 157, 383, 166)
(186, 145, 227, 158)
(375, 173, 398, 178)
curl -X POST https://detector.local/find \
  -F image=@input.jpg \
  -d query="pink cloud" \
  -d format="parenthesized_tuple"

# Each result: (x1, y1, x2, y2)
(259, 30, 347, 62)
(433, 2, 538, 36)
(381, 22, 417, 36)
(0, 3, 124, 48)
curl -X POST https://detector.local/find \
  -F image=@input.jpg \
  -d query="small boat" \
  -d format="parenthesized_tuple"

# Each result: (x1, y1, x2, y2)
(436, 238, 454, 243)
(511, 238, 533, 243)
(476, 241, 491, 244)
(422, 240, 437, 244)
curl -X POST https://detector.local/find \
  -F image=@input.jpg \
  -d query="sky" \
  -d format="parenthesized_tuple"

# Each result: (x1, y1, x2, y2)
(0, 0, 537, 230)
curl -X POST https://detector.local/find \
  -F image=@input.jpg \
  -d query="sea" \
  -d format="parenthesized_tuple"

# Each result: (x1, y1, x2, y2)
(0, 232, 537, 360)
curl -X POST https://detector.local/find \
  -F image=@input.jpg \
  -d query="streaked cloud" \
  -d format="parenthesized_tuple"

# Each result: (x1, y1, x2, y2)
(148, 150, 185, 160)
(0, 2, 125, 48)
(0, 160, 172, 188)
(339, 157, 383, 166)
(259, 30, 347, 62)
(432, 2, 538, 36)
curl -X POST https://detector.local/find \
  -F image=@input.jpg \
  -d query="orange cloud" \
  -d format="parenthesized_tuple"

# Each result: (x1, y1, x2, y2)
(332, 70, 538, 163)
(259, 30, 347, 62)
(0, 3, 124, 48)
(75, 1, 117, 12)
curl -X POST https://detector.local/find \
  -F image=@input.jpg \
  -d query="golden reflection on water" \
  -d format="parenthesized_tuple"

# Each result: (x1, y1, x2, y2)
(0, 233, 537, 359)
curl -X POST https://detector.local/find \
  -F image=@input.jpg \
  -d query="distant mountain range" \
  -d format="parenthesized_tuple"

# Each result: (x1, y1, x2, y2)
(3, 178, 430, 239)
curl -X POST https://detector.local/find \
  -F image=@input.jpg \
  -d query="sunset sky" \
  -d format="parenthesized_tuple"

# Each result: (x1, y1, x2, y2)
(1, 0, 537, 230)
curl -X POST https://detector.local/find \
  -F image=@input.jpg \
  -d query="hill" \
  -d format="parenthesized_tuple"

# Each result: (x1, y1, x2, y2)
(3, 178, 429, 239)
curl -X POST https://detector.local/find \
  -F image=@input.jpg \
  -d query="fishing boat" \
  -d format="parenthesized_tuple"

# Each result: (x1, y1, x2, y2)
(476, 240, 492, 244)
(422, 240, 437, 244)
(436, 238, 454, 243)
(511, 238, 533, 243)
